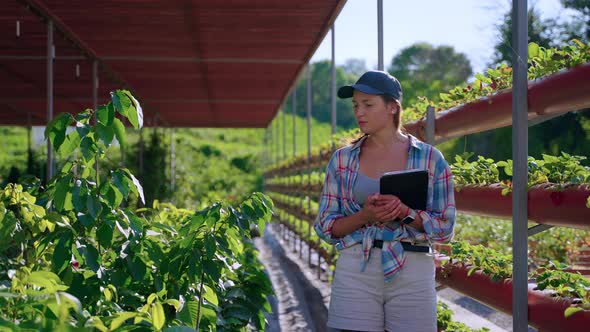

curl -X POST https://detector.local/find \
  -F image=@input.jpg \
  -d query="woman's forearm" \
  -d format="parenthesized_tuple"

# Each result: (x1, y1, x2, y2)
(331, 210, 369, 238)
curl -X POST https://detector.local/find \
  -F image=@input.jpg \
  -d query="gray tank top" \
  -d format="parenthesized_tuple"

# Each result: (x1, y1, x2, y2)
(353, 171, 379, 206)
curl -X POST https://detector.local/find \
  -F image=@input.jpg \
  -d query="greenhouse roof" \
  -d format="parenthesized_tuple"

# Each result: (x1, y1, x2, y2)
(0, 0, 345, 127)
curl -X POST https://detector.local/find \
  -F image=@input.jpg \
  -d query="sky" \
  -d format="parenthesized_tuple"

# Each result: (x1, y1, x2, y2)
(311, 0, 579, 75)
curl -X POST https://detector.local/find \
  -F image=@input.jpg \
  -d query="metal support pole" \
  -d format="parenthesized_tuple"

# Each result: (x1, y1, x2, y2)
(306, 64, 319, 278)
(46, 20, 54, 182)
(512, 0, 529, 330)
(377, 0, 384, 71)
(426, 106, 435, 145)
(283, 106, 287, 162)
(170, 128, 175, 195)
(93, 60, 99, 181)
(331, 25, 337, 136)
(27, 112, 32, 174)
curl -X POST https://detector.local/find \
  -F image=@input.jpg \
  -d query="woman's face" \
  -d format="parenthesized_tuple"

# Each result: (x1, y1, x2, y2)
(352, 90, 396, 134)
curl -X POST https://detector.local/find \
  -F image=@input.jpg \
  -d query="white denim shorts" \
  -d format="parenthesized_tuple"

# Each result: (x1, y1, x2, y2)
(327, 245, 436, 332)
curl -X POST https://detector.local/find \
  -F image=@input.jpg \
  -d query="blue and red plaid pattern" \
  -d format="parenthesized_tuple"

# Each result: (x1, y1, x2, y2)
(313, 135, 456, 282)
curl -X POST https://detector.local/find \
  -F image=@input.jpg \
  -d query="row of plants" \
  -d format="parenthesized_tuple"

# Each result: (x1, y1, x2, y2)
(440, 241, 590, 318)
(402, 40, 590, 123)
(266, 40, 590, 176)
(270, 185, 590, 266)
(0, 91, 275, 331)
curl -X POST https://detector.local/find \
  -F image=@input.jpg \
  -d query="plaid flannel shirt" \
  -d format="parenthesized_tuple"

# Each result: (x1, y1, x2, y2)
(313, 135, 456, 282)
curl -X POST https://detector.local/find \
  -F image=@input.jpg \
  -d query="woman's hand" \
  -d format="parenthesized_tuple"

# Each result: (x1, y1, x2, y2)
(361, 193, 404, 224)
(374, 194, 411, 221)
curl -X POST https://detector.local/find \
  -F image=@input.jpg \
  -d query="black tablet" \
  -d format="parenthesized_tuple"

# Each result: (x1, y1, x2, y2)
(379, 169, 428, 211)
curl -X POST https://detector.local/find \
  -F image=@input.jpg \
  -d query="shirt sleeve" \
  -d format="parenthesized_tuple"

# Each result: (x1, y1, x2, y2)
(418, 155, 456, 243)
(313, 150, 345, 245)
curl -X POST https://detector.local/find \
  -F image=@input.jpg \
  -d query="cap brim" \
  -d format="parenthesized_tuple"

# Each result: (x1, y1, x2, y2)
(337, 84, 384, 99)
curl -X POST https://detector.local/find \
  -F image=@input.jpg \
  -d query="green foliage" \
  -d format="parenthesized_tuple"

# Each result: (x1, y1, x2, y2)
(388, 42, 473, 110)
(444, 241, 590, 316)
(491, 6, 556, 66)
(451, 152, 590, 197)
(437, 301, 490, 332)
(0, 90, 276, 331)
(535, 264, 590, 316)
(453, 214, 590, 267)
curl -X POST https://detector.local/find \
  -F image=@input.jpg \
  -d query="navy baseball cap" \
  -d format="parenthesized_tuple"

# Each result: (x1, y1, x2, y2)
(337, 70, 403, 102)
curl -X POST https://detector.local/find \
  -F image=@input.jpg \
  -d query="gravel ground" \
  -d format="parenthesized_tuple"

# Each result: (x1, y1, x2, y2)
(255, 223, 536, 332)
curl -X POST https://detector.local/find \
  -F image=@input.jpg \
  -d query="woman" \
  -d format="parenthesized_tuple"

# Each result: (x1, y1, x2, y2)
(314, 70, 456, 332)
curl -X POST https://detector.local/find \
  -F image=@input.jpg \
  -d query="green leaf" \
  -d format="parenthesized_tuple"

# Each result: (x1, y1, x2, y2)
(78, 214, 95, 227)
(151, 302, 165, 330)
(164, 299, 181, 311)
(96, 123, 115, 147)
(111, 90, 131, 118)
(59, 130, 81, 157)
(97, 104, 115, 126)
(586, 196, 590, 209)
(126, 91, 144, 129)
(178, 301, 200, 328)
(203, 284, 218, 307)
(105, 185, 123, 209)
(45, 113, 71, 151)
(52, 231, 73, 274)
(112, 170, 131, 199)
(564, 306, 583, 318)
(125, 171, 145, 205)
(112, 118, 126, 147)
(205, 236, 216, 258)
(87, 195, 102, 219)
(80, 136, 97, 162)
(528, 42, 540, 58)
(126, 255, 147, 281)
(109, 312, 138, 330)
(78, 242, 100, 272)
(97, 219, 114, 248)
(27, 271, 68, 293)
(54, 174, 73, 211)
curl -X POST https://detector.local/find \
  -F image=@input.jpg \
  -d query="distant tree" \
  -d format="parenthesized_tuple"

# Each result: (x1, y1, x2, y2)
(491, 6, 556, 66)
(292, 60, 359, 129)
(342, 58, 367, 76)
(440, 3, 590, 163)
(560, 0, 590, 41)
(387, 42, 472, 108)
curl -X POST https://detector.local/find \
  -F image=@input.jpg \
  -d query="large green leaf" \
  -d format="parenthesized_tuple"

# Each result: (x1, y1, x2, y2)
(97, 219, 114, 248)
(151, 302, 165, 330)
(109, 312, 138, 330)
(80, 136, 97, 162)
(111, 90, 131, 118)
(86, 195, 102, 219)
(202, 284, 218, 307)
(59, 130, 81, 158)
(96, 103, 115, 126)
(178, 301, 200, 328)
(72, 181, 88, 213)
(96, 123, 114, 147)
(112, 170, 131, 199)
(105, 184, 124, 209)
(44, 113, 71, 151)
(122, 170, 145, 205)
(52, 231, 73, 274)
(54, 174, 73, 212)
(77, 242, 100, 272)
(112, 118, 126, 147)
(126, 91, 143, 129)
